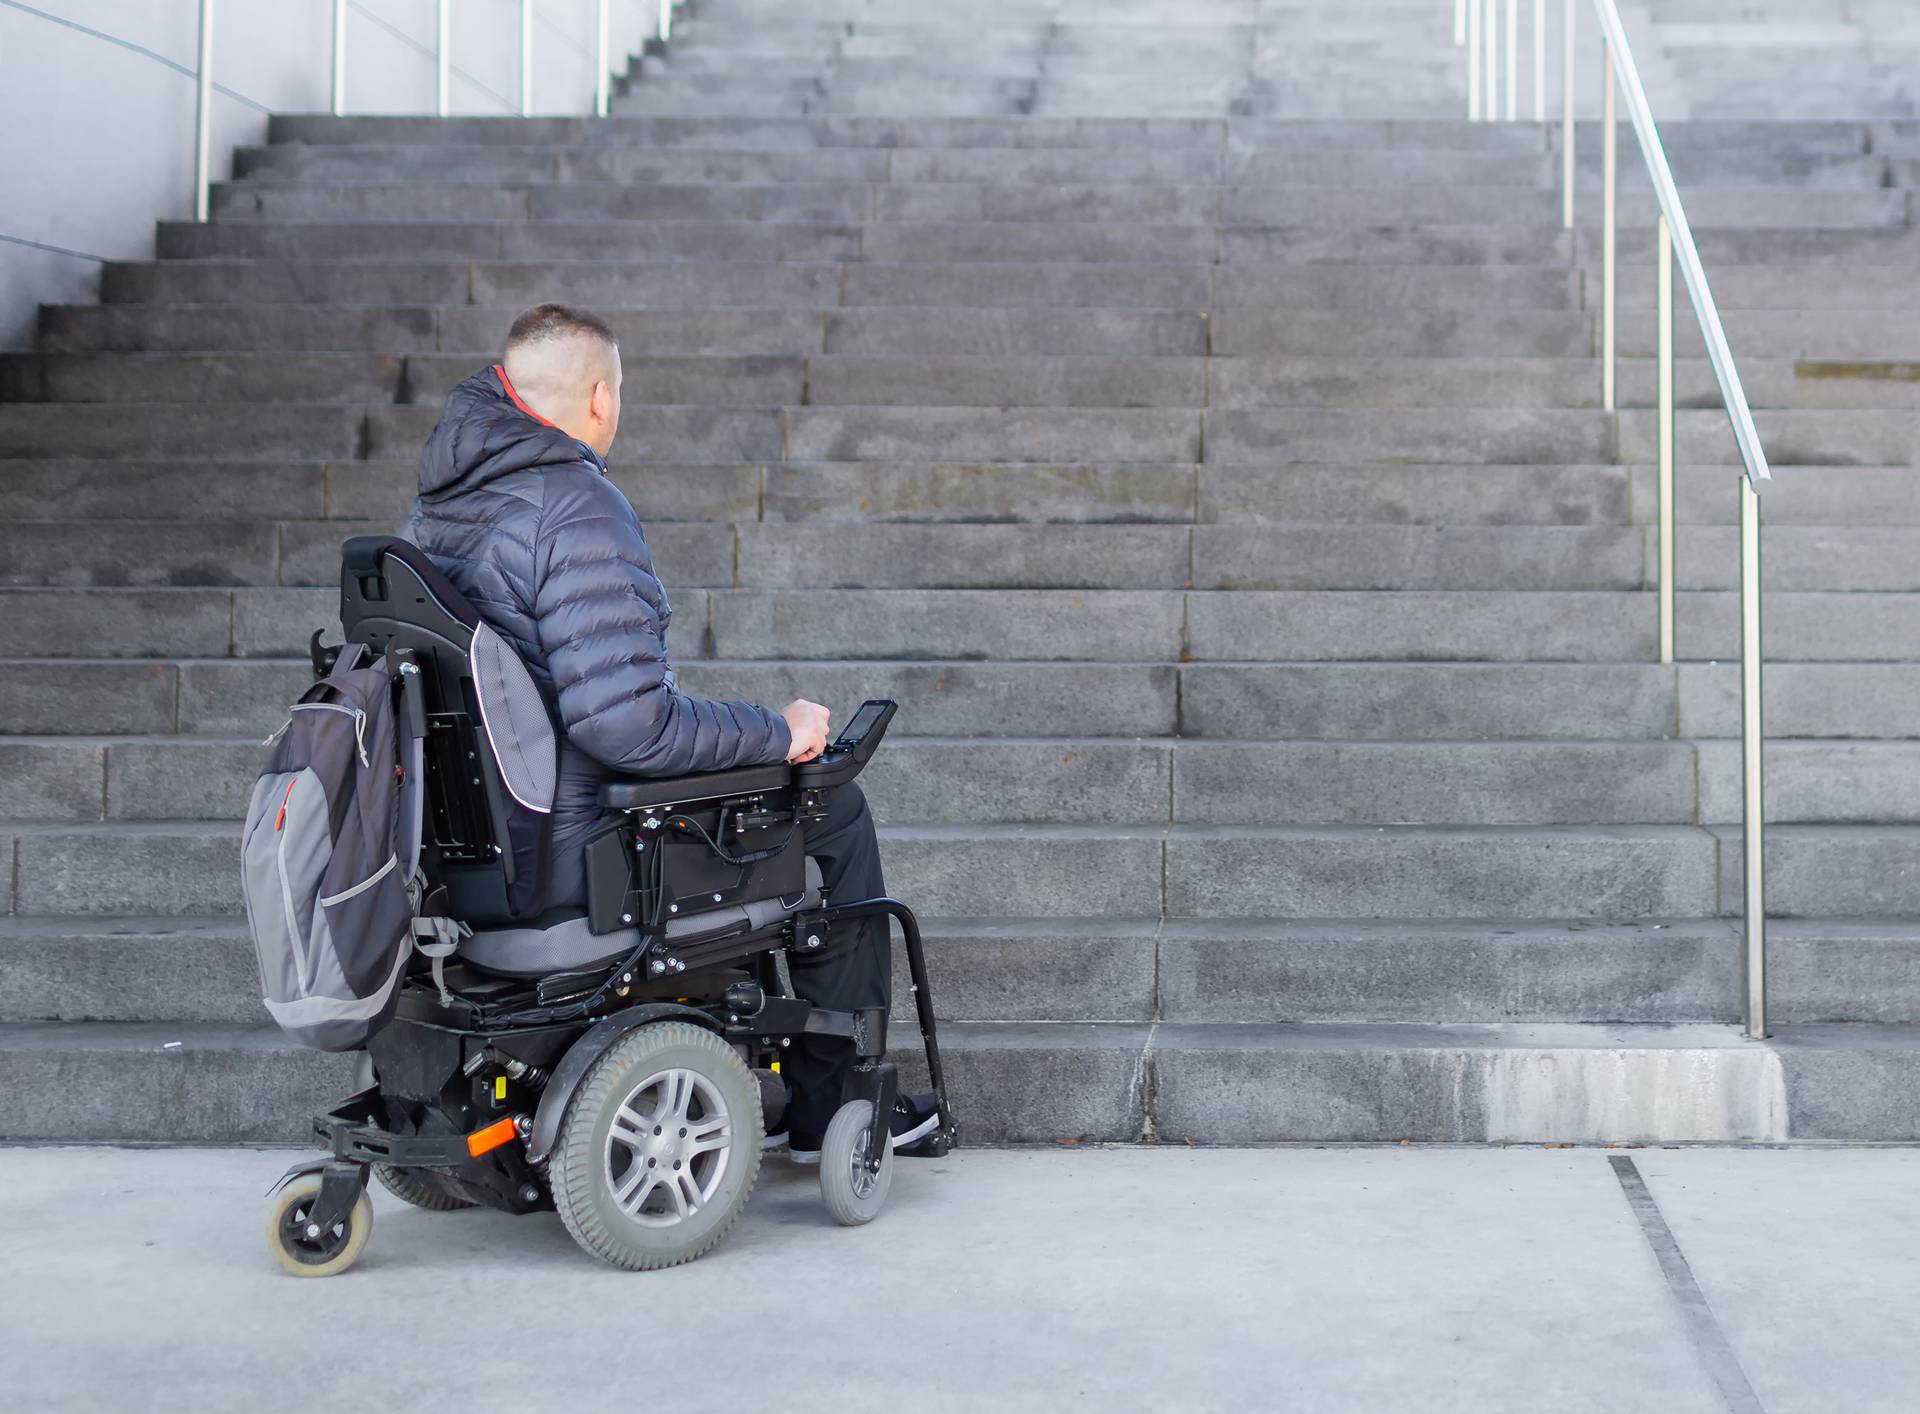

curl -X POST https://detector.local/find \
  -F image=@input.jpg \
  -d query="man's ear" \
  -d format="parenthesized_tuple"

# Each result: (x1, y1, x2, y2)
(589, 378, 613, 425)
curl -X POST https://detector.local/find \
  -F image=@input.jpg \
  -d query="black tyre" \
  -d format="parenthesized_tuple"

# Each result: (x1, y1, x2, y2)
(551, 1022, 762, 1271)
(819, 1099, 893, 1226)
(266, 1176, 373, 1278)
(374, 1164, 476, 1212)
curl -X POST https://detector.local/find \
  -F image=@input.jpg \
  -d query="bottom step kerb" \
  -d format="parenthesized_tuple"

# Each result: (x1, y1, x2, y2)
(6, 1021, 1920, 1147)
(913, 1021, 1920, 1147)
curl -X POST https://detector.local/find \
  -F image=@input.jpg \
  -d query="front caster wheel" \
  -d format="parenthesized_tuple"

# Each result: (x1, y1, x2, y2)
(266, 1176, 373, 1278)
(820, 1099, 893, 1226)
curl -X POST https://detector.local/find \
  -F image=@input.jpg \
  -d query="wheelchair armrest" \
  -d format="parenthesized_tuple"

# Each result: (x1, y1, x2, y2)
(598, 762, 793, 811)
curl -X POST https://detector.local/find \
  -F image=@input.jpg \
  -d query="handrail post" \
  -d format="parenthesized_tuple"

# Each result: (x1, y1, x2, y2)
(1484, 0, 1498, 125)
(1561, 0, 1575, 227)
(660, 0, 675, 46)
(1468, 0, 1482, 119)
(1601, 41, 1616, 411)
(1456, 0, 1468, 46)
(436, 0, 450, 116)
(1657, 214, 1675, 664)
(1741, 473, 1767, 1038)
(595, 0, 611, 117)
(1533, 0, 1546, 123)
(519, 0, 534, 116)
(1506, 0, 1518, 120)
(331, 0, 347, 117)
(192, 0, 215, 222)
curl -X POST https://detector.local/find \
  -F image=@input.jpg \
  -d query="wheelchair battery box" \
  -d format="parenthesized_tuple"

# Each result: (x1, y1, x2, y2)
(586, 793, 805, 936)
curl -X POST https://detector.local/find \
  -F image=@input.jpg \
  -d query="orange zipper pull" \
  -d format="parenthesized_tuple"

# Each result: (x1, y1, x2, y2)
(275, 778, 296, 831)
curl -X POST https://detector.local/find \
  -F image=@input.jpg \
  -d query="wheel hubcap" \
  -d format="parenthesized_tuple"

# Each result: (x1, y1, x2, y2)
(849, 1124, 879, 1201)
(604, 1067, 732, 1229)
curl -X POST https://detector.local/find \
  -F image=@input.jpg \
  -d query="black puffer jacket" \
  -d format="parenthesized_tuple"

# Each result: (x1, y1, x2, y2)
(402, 366, 791, 784)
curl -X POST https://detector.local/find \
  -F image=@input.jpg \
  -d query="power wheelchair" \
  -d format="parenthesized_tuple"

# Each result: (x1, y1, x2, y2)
(266, 536, 957, 1275)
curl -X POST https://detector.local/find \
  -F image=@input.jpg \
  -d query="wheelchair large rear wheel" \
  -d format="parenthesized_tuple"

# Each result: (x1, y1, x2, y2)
(551, 1021, 763, 1271)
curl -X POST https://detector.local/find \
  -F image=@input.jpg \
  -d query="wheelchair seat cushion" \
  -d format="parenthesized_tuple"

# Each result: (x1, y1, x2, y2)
(459, 859, 823, 978)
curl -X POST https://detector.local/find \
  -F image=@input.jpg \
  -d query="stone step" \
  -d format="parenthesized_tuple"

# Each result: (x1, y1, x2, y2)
(44, 302, 1219, 355)
(12, 585, 1918, 663)
(33, 918, 1920, 1029)
(22, 734, 1842, 827)
(0, 819, 1764, 919)
(1211, 309, 1591, 357)
(1620, 408, 1920, 466)
(5, 457, 1681, 531)
(46, 656, 1914, 745)
(262, 114, 1560, 152)
(33, 350, 1920, 419)
(263, 113, 1240, 150)
(1615, 307, 1920, 362)
(147, 216, 1585, 267)
(0, 658, 1187, 740)
(96, 247, 1573, 317)
(202, 178, 1874, 232)
(211, 137, 1902, 187)
(8, 1016, 1917, 1143)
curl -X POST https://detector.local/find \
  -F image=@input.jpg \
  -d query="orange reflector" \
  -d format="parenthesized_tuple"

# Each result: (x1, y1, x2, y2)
(466, 1117, 520, 1158)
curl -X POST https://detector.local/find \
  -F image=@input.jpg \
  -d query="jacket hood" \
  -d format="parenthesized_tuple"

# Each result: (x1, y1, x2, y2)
(416, 365, 603, 499)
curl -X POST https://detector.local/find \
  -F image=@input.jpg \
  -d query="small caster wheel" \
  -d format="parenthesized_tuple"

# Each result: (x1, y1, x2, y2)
(266, 1176, 372, 1278)
(820, 1099, 892, 1226)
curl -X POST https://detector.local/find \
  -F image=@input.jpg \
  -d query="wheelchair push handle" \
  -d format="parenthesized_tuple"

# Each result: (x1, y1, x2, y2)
(792, 699, 896, 791)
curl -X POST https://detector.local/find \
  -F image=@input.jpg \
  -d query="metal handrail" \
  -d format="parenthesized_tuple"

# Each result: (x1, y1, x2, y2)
(194, 0, 686, 210)
(1458, 0, 1772, 1039)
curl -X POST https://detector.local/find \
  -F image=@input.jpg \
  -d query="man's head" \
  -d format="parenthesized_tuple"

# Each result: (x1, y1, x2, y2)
(501, 303, 622, 458)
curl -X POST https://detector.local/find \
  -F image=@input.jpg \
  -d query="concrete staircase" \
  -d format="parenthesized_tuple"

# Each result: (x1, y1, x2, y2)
(7, 3, 1920, 1146)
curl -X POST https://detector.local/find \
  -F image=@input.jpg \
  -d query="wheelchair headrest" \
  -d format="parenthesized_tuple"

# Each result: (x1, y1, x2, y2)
(341, 535, 481, 631)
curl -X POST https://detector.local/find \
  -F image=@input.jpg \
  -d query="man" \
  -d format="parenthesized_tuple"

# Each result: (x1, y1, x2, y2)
(403, 303, 936, 1161)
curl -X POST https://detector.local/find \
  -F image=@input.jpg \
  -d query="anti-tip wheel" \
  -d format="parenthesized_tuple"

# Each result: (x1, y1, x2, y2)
(820, 1099, 893, 1226)
(266, 1176, 373, 1278)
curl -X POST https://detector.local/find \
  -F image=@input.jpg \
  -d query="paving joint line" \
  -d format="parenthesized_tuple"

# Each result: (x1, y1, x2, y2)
(1609, 1153, 1767, 1414)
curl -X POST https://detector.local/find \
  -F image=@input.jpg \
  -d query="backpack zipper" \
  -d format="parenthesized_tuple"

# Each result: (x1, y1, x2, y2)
(289, 701, 370, 767)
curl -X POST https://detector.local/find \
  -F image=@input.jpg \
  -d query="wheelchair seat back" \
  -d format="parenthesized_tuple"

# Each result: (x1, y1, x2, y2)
(338, 535, 551, 930)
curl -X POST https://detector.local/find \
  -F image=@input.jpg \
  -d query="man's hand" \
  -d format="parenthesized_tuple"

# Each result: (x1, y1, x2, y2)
(782, 699, 831, 763)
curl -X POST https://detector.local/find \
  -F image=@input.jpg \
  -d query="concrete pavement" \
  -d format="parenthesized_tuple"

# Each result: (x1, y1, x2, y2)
(1, 1144, 1915, 1413)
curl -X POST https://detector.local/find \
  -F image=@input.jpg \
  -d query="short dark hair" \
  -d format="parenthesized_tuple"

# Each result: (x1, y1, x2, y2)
(504, 302, 618, 354)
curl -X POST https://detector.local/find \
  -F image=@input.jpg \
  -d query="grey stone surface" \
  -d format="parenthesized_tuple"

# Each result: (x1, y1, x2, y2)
(1156, 921, 1740, 1024)
(1172, 741, 1695, 825)
(0, 919, 261, 1024)
(1190, 524, 1645, 590)
(0, 590, 233, 658)
(1177, 662, 1680, 740)
(0, 522, 277, 589)
(13, 826, 244, 916)
(709, 588, 1184, 660)
(737, 523, 1190, 589)
(1185, 590, 1651, 662)
(0, 743, 103, 822)
(676, 660, 1179, 737)
(0, 662, 179, 735)
(1164, 825, 1721, 920)
(761, 461, 1196, 524)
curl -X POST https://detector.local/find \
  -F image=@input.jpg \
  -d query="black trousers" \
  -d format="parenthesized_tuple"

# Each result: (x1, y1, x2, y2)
(783, 781, 892, 1147)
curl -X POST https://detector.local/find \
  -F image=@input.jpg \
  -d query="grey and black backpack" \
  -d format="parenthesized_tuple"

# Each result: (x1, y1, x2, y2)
(240, 643, 422, 1052)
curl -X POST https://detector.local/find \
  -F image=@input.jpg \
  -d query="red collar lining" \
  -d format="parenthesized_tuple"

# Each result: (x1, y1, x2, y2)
(493, 364, 557, 427)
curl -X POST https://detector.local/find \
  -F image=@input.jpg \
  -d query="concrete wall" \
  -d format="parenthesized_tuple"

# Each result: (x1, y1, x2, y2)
(0, 1, 656, 349)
